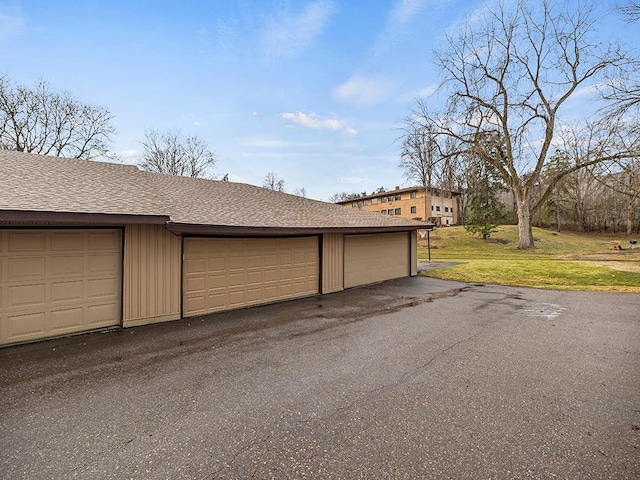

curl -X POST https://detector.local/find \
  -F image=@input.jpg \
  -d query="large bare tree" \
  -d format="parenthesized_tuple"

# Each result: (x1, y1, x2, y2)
(414, 0, 637, 248)
(139, 128, 216, 178)
(0, 76, 115, 159)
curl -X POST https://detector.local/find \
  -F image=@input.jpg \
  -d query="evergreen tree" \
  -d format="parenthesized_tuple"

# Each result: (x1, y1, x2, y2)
(464, 159, 507, 239)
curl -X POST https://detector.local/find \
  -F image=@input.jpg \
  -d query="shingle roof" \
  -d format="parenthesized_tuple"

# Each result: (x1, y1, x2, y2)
(0, 150, 424, 232)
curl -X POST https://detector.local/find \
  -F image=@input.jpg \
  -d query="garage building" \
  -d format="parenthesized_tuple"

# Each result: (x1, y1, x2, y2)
(0, 151, 423, 346)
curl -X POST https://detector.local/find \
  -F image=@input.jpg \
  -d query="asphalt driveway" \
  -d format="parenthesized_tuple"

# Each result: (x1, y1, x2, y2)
(1, 276, 639, 479)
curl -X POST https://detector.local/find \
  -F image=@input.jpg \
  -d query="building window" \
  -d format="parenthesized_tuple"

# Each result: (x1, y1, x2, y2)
(381, 210, 387, 214)
(388, 195, 394, 203)
(431, 205, 434, 211)
(372, 197, 378, 205)
(444, 206, 449, 212)
(410, 191, 417, 199)
(395, 208, 401, 215)
(410, 206, 417, 214)
(388, 210, 394, 215)
(436, 205, 441, 211)
(381, 196, 387, 203)
(352, 201, 357, 207)
(395, 194, 402, 201)
(358, 201, 363, 207)
(364, 199, 369, 206)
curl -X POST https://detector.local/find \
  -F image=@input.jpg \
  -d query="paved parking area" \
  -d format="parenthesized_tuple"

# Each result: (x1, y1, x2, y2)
(1, 276, 639, 479)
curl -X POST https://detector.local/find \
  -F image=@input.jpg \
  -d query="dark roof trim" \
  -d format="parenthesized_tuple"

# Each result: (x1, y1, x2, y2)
(0, 210, 170, 225)
(166, 223, 421, 236)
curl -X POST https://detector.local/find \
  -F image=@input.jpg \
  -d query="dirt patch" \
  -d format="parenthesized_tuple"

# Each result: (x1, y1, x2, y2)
(582, 261, 640, 273)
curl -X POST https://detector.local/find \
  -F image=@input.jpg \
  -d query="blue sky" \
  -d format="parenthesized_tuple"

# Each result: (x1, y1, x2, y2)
(0, 0, 637, 201)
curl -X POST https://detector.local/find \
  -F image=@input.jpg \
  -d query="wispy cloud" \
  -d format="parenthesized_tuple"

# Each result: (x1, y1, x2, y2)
(332, 74, 395, 107)
(0, 12, 25, 39)
(243, 138, 292, 148)
(281, 111, 357, 136)
(261, 0, 336, 60)
(390, 0, 429, 24)
(397, 83, 439, 102)
(337, 176, 368, 185)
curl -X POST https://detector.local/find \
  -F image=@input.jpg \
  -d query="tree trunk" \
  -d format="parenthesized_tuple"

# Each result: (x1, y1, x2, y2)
(627, 200, 633, 236)
(516, 198, 535, 249)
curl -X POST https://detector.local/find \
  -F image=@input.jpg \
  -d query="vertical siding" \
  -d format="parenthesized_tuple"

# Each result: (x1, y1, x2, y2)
(410, 230, 418, 276)
(321, 233, 344, 294)
(123, 224, 181, 327)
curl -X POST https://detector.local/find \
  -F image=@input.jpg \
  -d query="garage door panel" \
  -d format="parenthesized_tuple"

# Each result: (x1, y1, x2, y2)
(344, 233, 410, 289)
(87, 278, 119, 300)
(8, 232, 45, 252)
(51, 308, 83, 331)
(9, 257, 46, 279)
(9, 284, 45, 308)
(88, 254, 120, 274)
(51, 256, 84, 276)
(7, 312, 46, 339)
(207, 257, 226, 271)
(185, 258, 206, 275)
(87, 303, 120, 326)
(51, 232, 83, 250)
(183, 237, 319, 317)
(88, 231, 120, 250)
(1, 229, 122, 346)
(51, 280, 84, 303)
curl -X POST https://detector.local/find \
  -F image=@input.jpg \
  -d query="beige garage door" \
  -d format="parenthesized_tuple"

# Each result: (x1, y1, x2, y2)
(0, 229, 122, 346)
(344, 233, 410, 288)
(183, 237, 319, 317)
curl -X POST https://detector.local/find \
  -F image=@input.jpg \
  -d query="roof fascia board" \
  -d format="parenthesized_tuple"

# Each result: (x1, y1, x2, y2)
(166, 223, 421, 236)
(0, 210, 170, 225)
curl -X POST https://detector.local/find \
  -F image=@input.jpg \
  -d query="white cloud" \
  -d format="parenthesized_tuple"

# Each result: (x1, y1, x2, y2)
(261, 0, 336, 60)
(332, 74, 394, 107)
(343, 127, 358, 137)
(281, 111, 359, 137)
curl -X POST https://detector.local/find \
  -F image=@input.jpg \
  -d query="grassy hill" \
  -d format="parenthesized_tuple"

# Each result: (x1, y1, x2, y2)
(418, 225, 640, 292)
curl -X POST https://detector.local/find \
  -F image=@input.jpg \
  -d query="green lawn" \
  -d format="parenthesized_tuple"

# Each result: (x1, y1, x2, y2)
(418, 225, 640, 292)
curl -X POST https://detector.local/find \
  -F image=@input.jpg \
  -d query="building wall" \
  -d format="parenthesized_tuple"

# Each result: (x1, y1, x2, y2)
(343, 188, 459, 226)
(321, 232, 344, 293)
(122, 224, 181, 327)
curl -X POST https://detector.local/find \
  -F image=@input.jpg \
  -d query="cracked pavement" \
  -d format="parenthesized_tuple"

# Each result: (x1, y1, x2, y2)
(1, 276, 639, 479)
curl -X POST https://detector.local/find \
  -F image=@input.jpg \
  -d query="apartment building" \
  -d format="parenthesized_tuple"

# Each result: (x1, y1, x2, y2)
(337, 186, 459, 226)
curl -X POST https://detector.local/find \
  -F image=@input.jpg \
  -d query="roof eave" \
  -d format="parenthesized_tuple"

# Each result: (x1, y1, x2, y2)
(166, 223, 421, 236)
(0, 210, 170, 225)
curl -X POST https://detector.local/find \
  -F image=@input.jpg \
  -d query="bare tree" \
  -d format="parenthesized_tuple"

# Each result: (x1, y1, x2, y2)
(263, 172, 286, 192)
(293, 187, 307, 198)
(0, 76, 115, 159)
(617, 0, 640, 21)
(139, 128, 216, 178)
(328, 191, 360, 203)
(419, 0, 636, 248)
(398, 116, 440, 220)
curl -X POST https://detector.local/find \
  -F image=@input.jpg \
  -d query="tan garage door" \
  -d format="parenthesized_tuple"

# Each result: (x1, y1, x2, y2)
(344, 233, 410, 288)
(0, 229, 122, 346)
(183, 237, 319, 317)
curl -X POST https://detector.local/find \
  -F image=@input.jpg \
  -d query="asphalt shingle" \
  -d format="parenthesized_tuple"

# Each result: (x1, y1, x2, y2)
(0, 151, 424, 230)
